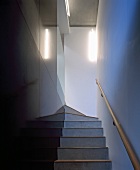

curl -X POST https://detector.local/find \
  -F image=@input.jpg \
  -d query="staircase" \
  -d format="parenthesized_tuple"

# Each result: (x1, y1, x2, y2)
(14, 109, 112, 170)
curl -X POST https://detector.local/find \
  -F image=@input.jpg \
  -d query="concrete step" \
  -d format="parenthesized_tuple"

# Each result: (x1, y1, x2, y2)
(36, 113, 65, 121)
(21, 128, 62, 137)
(58, 147, 109, 160)
(16, 148, 57, 160)
(37, 113, 98, 121)
(60, 137, 106, 147)
(15, 137, 60, 149)
(27, 121, 102, 128)
(27, 121, 64, 128)
(15, 160, 54, 170)
(62, 128, 103, 137)
(21, 128, 103, 137)
(65, 113, 98, 121)
(64, 121, 101, 128)
(54, 160, 112, 170)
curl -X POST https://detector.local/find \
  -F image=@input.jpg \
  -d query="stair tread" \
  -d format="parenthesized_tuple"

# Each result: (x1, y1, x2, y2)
(58, 147, 108, 149)
(19, 160, 55, 162)
(55, 160, 111, 163)
(29, 119, 101, 121)
(18, 136, 106, 138)
(61, 136, 105, 138)
(22, 127, 103, 129)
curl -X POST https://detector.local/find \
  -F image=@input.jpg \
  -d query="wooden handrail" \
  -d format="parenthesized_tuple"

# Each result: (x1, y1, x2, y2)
(96, 79, 140, 170)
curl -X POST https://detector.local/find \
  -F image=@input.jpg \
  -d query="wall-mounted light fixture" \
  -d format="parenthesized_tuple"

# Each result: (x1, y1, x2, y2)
(44, 29, 49, 59)
(89, 29, 97, 62)
(65, 0, 70, 17)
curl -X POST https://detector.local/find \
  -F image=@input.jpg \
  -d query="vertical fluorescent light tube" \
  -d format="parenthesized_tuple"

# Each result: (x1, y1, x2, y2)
(65, 0, 70, 16)
(89, 29, 97, 62)
(44, 29, 49, 59)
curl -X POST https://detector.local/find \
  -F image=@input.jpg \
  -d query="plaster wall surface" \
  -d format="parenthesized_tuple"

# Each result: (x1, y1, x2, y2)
(96, 0, 140, 169)
(65, 27, 97, 116)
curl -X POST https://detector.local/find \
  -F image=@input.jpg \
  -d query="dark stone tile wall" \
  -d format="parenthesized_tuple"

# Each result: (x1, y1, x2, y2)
(0, 0, 64, 143)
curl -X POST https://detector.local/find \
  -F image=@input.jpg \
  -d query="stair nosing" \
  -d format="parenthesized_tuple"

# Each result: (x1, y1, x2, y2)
(60, 136, 105, 138)
(22, 127, 103, 129)
(57, 147, 108, 149)
(55, 160, 112, 163)
(32, 121, 100, 122)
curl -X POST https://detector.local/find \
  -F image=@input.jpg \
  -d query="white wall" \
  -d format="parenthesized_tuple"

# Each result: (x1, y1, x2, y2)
(65, 27, 97, 116)
(96, 0, 140, 170)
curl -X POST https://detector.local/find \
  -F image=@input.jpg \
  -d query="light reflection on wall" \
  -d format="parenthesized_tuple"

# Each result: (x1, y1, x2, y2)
(89, 28, 97, 62)
(44, 29, 49, 59)
(65, 0, 70, 16)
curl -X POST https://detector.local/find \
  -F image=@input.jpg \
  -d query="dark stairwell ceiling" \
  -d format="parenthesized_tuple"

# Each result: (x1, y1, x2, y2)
(35, 0, 99, 27)
(69, 0, 99, 27)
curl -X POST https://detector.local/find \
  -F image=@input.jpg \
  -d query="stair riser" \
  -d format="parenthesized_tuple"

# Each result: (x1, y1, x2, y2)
(58, 148, 109, 160)
(36, 114, 98, 121)
(16, 161, 54, 170)
(64, 121, 101, 128)
(60, 137, 106, 147)
(65, 114, 98, 121)
(21, 129, 62, 137)
(21, 128, 103, 137)
(37, 114, 65, 121)
(16, 148, 57, 160)
(27, 121, 64, 128)
(16, 137, 60, 149)
(27, 121, 101, 128)
(62, 129, 103, 137)
(54, 162, 112, 170)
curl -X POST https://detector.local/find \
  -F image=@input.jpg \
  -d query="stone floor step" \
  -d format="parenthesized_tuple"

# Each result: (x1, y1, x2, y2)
(27, 120, 102, 128)
(36, 113, 99, 121)
(15, 136, 60, 149)
(58, 147, 109, 160)
(62, 128, 103, 137)
(21, 128, 103, 137)
(16, 148, 57, 160)
(64, 121, 102, 128)
(21, 128, 62, 137)
(65, 113, 99, 121)
(27, 121, 64, 128)
(15, 160, 54, 170)
(54, 160, 112, 170)
(60, 137, 106, 147)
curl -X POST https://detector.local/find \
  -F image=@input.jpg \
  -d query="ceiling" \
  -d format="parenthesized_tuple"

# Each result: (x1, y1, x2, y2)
(69, 0, 99, 26)
(35, 0, 99, 27)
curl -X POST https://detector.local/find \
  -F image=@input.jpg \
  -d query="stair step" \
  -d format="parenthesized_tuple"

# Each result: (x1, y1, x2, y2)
(20, 128, 103, 137)
(60, 137, 106, 147)
(65, 113, 98, 121)
(27, 121, 64, 128)
(15, 160, 54, 170)
(16, 148, 58, 160)
(58, 147, 109, 160)
(62, 128, 103, 137)
(64, 121, 101, 128)
(21, 128, 62, 137)
(54, 160, 112, 170)
(37, 113, 98, 121)
(15, 137, 60, 149)
(27, 121, 102, 128)
(37, 113, 65, 121)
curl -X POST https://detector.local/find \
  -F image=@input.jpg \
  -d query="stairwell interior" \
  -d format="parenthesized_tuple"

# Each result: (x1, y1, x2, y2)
(14, 107, 112, 170)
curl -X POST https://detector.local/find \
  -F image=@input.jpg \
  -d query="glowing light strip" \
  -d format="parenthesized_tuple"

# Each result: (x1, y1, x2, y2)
(44, 29, 49, 59)
(65, 0, 70, 16)
(89, 29, 97, 62)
